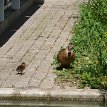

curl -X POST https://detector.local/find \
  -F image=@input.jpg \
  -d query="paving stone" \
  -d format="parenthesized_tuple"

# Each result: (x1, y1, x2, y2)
(0, 0, 80, 89)
(40, 71, 57, 90)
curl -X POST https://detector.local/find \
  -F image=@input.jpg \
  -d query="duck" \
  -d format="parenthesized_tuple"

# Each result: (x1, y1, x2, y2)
(16, 62, 27, 75)
(57, 43, 75, 69)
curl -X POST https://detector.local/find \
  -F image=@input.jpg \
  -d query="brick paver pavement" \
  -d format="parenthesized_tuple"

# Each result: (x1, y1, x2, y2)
(0, 0, 82, 90)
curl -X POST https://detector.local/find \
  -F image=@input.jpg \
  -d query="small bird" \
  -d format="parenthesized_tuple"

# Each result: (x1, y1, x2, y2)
(57, 43, 75, 69)
(16, 62, 27, 75)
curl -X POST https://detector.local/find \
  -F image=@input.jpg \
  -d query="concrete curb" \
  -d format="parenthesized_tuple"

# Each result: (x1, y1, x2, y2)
(0, 88, 106, 102)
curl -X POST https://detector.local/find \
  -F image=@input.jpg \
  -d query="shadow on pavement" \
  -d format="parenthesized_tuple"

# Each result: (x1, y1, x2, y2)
(0, 3, 41, 47)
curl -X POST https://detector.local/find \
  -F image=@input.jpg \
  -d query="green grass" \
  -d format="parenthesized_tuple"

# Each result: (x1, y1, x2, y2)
(53, 0, 107, 89)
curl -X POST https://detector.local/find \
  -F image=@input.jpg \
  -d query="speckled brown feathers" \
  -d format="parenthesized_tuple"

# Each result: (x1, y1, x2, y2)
(57, 43, 75, 68)
(16, 62, 27, 75)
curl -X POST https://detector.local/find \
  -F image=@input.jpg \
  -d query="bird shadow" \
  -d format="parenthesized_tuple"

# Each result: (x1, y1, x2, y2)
(16, 72, 25, 75)
(56, 65, 74, 70)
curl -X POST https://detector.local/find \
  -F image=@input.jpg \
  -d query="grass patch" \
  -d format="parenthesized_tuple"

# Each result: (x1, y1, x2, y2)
(53, 0, 107, 89)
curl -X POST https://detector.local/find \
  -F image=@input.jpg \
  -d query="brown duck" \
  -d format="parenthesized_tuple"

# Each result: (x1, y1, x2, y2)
(16, 62, 27, 75)
(57, 43, 75, 69)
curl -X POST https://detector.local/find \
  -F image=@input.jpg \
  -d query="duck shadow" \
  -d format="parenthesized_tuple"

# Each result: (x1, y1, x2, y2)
(56, 65, 74, 70)
(17, 72, 25, 75)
